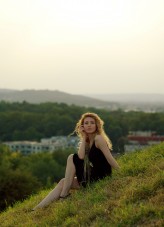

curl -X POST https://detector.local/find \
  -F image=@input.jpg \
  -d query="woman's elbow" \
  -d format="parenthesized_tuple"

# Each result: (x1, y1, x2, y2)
(78, 154, 84, 160)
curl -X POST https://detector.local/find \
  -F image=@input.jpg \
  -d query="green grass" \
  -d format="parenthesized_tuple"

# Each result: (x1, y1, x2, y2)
(0, 143, 164, 227)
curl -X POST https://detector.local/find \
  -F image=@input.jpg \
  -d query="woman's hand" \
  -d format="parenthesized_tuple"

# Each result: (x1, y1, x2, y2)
(79, 125, 87, 139)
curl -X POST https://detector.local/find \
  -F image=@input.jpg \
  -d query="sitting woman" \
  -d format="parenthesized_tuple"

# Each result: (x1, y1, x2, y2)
(32, 112, 120, 210)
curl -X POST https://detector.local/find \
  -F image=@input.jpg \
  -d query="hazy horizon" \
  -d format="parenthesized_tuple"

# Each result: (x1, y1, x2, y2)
(0, 88, 164, 96)
(1, 0, 164, 94)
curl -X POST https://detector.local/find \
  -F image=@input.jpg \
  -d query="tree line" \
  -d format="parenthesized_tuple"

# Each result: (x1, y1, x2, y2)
(0, 101, 164, 152)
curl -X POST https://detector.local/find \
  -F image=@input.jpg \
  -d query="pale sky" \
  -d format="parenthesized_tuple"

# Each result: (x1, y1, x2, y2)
(0, 0, 164, 94)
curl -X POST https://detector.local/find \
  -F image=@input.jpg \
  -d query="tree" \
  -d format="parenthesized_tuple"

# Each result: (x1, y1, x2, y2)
(0, 169, 41, 211)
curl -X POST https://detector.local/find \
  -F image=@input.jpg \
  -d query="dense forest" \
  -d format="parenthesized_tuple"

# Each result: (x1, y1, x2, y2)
(0, 101, 164, 151)
(0, 145, 73, 211)
(0, 101, 164, 211)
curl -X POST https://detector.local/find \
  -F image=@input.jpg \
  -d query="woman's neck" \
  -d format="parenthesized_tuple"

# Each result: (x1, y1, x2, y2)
(87, 133, 96, 142)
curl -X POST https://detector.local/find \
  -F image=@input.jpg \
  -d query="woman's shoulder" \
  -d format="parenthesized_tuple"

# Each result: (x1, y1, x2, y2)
(95, 134, 102, 140)
(95, 134, 106, 144)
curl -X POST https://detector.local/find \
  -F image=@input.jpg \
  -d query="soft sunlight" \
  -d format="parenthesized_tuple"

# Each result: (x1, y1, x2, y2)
(0, 0, 164, 93)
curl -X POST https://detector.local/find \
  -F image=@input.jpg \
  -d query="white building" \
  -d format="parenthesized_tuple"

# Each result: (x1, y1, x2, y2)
(3, 136, 79, 154)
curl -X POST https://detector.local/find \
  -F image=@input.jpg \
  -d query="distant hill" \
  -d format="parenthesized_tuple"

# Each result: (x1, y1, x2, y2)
(0, 89, 117, 109)
(87, 93, 164, 103)
(0, 89, 163, 111)
(87, 93, 164, 112)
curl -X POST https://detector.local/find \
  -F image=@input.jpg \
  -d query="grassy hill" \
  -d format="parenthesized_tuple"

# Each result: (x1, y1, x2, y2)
(0, 143, 163, 227)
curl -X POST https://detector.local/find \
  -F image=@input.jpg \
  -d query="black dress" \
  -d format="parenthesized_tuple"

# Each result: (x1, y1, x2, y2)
(73, 141, 112, 187)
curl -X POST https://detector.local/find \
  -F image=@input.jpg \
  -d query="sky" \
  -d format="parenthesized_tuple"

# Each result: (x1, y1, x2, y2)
(0, 0, 164, 94)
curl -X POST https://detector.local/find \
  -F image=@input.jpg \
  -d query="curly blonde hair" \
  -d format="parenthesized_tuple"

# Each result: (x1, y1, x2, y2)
(75, 112, 112, 150)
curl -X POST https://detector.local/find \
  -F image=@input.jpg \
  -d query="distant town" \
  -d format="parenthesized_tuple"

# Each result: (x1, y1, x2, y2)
(3, 131, 164, 155)
(3, 136, 79, 155)
(125, 131, 164, 152)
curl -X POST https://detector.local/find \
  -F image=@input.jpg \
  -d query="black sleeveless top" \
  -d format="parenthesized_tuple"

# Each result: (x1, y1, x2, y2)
(73, 141, 112, 186)
(89, 142, 112, 181)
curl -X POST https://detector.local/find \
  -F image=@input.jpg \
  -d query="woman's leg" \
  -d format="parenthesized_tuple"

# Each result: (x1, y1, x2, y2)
(32, 178, 65, 210)
(60, 154, 77, 197)
(32, 154, 79, 210)
(33, 177, 80, 210)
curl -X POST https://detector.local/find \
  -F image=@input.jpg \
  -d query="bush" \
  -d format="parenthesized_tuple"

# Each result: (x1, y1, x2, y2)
(0, 169, 41, 211)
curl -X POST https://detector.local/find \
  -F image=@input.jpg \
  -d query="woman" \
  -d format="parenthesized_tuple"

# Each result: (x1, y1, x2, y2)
(32, 112, 120, 210)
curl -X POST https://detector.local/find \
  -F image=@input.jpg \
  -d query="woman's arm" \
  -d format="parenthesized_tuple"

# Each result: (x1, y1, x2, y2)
(77, 125, 87, 159)
(95, 135, 120, 169)
(77, 138, 86, 159)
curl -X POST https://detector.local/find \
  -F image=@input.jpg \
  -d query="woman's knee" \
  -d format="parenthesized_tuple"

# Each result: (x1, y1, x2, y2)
(58, 178, 65, 188)
(67, 154, 74, 162)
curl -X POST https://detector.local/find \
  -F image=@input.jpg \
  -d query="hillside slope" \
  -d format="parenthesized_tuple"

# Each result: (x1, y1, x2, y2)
(0, 143, 163, 227)
(0, 89, 116, 109)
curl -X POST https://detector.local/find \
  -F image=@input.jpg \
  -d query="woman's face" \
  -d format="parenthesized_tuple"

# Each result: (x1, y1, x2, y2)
(83, 117, 97, 134)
